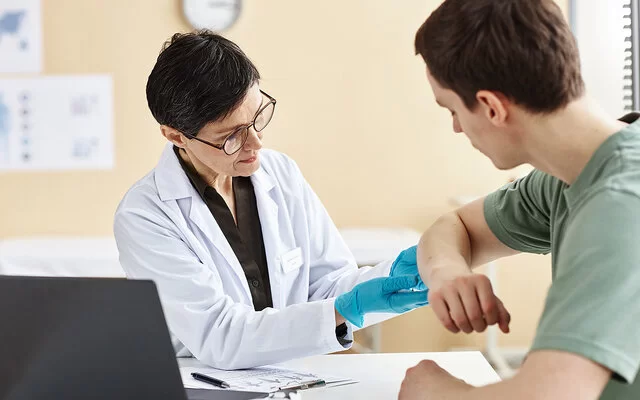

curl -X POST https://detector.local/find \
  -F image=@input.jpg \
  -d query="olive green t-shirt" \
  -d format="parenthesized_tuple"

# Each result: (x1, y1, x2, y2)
(484, 119, 640, 399)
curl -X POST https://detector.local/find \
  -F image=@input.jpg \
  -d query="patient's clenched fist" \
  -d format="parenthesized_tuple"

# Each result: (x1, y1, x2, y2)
(428, 272, 510, 334)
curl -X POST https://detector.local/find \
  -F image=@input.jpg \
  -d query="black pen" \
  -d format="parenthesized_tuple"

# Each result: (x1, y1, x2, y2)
(191, 372, 231, 389)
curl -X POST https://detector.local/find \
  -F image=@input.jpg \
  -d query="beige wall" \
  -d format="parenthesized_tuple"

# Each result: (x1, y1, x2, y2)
(0, 0, 567, 352)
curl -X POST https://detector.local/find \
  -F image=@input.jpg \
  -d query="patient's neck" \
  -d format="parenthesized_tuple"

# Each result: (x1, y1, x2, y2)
(522, 97, 627, 185)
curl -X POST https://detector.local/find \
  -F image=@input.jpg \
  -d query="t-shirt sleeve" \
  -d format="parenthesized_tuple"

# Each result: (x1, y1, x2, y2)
(484, 169, 558, 254)
(531, 190, 640, 383)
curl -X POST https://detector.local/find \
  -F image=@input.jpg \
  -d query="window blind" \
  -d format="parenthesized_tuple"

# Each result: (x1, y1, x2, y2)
(570, 0, 638, 116)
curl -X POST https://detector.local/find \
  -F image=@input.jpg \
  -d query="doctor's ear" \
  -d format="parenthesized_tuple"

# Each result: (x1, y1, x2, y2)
(476, 90, 509, 127)
(161, 125, 189, 148)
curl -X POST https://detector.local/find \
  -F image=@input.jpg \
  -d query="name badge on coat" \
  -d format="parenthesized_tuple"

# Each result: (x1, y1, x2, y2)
(280, 247, 303, 273)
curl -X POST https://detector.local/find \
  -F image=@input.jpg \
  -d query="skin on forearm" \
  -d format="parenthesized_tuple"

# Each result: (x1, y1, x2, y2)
(452, 374, 544, 400)
(434, 376, 542, 400)
(453, 370, 608, 400)
(417, 198, 519, 285)
(490, 351, 610, 400)
(417, 211, 473, 285)
(420, 351, 611, 400)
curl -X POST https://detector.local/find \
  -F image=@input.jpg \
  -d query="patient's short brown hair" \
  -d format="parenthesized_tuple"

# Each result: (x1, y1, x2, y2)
(415, 0, 585, 113)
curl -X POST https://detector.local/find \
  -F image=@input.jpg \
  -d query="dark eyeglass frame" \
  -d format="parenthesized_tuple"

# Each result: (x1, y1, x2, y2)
(186, 90, 276, 155)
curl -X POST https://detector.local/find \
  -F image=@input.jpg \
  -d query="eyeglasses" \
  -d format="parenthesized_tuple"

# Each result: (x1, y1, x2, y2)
(187, 90, 276, 155)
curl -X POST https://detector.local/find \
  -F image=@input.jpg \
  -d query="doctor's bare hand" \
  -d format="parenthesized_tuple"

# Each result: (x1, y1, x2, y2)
(428, 269, 510, 334)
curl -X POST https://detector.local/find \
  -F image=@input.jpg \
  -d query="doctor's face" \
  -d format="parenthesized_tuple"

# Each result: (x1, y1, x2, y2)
(185, 85, 268, 177)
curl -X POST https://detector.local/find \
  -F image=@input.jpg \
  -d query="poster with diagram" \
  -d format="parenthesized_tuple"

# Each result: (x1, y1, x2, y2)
(0, 0, 42, 73)
(0, 76, 113, 171)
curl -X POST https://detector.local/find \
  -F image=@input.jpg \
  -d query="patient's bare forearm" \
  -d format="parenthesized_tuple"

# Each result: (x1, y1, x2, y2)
(417, 212, 472, 285)
(417, 200, 515, 334)
(418, 198, 519, 285)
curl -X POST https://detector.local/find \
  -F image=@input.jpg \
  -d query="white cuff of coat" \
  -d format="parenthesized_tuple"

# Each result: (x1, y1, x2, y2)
(321, 298, 353, 351)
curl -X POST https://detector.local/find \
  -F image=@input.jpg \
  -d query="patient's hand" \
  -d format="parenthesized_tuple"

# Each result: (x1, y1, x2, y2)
(428, 270, 510, 334)
(399, 359, 471, 400)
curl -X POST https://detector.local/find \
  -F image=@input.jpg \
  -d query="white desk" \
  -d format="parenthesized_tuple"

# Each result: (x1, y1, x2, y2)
(179, 351, 500, 399)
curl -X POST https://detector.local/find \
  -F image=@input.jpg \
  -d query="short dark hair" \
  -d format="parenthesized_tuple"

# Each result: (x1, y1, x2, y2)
(146, 30, 260, 136)
(415, 0, 585, 113)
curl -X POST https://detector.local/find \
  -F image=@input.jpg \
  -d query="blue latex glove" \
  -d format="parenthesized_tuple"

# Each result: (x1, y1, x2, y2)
(335, 275, 429, 328)
(389, 245, 427, 290)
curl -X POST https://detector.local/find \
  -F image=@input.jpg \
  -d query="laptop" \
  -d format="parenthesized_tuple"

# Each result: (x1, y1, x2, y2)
(0, 276, 268, 400)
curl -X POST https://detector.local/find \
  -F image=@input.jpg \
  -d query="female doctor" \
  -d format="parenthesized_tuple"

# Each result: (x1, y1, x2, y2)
(114, 31, 428, 370)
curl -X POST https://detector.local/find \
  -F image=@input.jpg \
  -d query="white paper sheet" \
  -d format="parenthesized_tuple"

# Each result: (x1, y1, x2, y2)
(0, 0, 42, 73)
(0, 75, 113, 170)
(180, 365, 355, 393)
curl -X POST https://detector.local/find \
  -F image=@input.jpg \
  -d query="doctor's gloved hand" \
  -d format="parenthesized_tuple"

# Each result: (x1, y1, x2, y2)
(389, 245, 427, 291)
(334, 275, 429, 328)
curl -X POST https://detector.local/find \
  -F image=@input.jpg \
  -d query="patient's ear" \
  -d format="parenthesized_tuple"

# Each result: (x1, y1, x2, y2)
(476, 91, 509, 127)
(160, 125, 188, 148)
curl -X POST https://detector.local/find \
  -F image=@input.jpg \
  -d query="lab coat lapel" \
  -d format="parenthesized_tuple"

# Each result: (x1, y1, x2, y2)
(156, 144, 252, 299)
(251, 167, 283, 309)
(187, 199, 252, 298)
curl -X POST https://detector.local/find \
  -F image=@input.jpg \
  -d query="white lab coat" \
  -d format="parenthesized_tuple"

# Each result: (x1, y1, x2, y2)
(114, 144, 392, 370)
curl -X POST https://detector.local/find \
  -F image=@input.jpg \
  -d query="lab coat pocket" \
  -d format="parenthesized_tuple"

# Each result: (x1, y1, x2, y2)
(280, 247, 303, 273)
